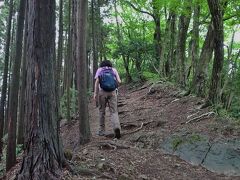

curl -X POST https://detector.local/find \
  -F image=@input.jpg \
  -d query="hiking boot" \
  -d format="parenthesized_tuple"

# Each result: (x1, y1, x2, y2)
(114, 128, 121, 139)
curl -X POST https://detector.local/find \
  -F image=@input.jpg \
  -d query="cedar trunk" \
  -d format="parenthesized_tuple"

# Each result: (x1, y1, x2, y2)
(55, 0, 64, 118)
(207, 0, 225, 104)
(91, 0, 99, 90)
(0, 0, 14, 159)
(16, 0, 64, 179)
(17, 0, 28, 145)
(77, 0, 91, 144)
(6, 0, 26, 170)
(176, 13, 191, 87)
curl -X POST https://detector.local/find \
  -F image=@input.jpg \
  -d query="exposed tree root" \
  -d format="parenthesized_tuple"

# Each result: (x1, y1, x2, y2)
(62, 160, 77, 175)
(121, 123, 138, 130)
(130, 82, 154, 93)
(186, 111, 200, 119)
(118, 103, 127, 107)
(123, 121, 155, 135)
(185, 112, 215, 124)
(118, 110, 130, 115)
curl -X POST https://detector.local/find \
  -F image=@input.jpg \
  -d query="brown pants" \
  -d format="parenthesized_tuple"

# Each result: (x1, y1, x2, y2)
(98, 90, 121, 133)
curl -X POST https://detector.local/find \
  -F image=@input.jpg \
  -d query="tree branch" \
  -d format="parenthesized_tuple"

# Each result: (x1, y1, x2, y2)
(125, 1, 155, 19)
(223, 14, 238, 21)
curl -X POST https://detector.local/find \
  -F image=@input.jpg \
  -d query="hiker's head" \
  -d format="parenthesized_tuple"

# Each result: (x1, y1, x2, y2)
(100, 60, 113, 68)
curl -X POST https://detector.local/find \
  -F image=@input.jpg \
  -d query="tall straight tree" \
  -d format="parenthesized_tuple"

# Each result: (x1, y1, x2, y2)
(77, 0, 91, 144)
(55, 0, 63, 117)
(91, 0, 98, 90)
(6, 0, 26, 170)
(17, 3, 28, 145)
(16, 0, 64, 178)
(0, 0, 13, 160)
(207, 0, 225, 104)
(176, 1, 192, 87)
(190, 4, 200, 81)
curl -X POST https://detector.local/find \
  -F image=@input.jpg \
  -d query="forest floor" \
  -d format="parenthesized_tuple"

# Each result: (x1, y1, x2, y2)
(61, 81, 240, 180)
(3, 81, 240, 180)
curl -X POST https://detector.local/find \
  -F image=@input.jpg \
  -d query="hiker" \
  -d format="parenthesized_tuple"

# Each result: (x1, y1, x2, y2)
(93, 60, 121, 139)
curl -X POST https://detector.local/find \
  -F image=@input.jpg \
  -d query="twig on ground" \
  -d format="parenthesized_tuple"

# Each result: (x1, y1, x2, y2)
(185, 111, 215, 124)
(171, 99, 180, 103)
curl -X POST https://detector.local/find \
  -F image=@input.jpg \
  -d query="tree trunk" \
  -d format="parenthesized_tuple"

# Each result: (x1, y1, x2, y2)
(17, 2, 28, 145)
(190, 5, 200, 83)
(6, 0, 26, 170)
(77, 0, 91, 144)
(16, 0, 64, 178)
(123, 55, 132, 83)
(176, 4, 192, 87)
(161, 12, 174, 77)
(153, 14, 161, 71)
(55, 0, 64, 120)
(207, 0, 225, 104)
(192, 23, 214, 96)
(0, 0, 13, 160)
(168, 13, 176, 78)
(91, 0, 98, 90)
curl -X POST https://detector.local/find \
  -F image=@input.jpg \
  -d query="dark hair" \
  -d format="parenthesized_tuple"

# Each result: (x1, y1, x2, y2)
(100, 60, 112, 68)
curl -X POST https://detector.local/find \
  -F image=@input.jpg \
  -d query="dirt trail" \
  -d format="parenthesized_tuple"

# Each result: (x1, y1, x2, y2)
(61, 82, 240, 180)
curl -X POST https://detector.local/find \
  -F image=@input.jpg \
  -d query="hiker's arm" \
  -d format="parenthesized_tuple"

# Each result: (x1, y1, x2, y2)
(115, 71, 121, 84)
(94, 78, 99, 100)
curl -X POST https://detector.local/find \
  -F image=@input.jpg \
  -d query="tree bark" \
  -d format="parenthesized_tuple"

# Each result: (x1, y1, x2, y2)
(191, 5, 200, 83)
(6, 0, 26, 170)
(168, 13, 176, 78)
(123, 55, 132, 83)
(176, 3, 192, 87)
(77, 0, 91, 144)
(161, 12, 175, 77)
(192, 23, 214, 96)
(0, 0, 13, 160)
(152, 0, 162, 71)
(17, 1, 28, 145)
(16, 0, 64, 178)
(207, 0, 225, 104)
(55, 0, 64, 120)
(91, 0, 99, 90)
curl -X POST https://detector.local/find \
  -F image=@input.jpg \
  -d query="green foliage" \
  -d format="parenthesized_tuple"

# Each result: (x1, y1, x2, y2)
(60, 88, 78, 119)
(16, 144, 23, 156)
(172, 136, 184, 151)
(143, 71, 159, 81)
(171, 133, 205, 151)
(188, 133, 204, 144)
(2, 134, 8, 145)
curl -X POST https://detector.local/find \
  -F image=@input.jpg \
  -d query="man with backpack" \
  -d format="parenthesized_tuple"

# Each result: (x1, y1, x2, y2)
(93, 60, 121, 139)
